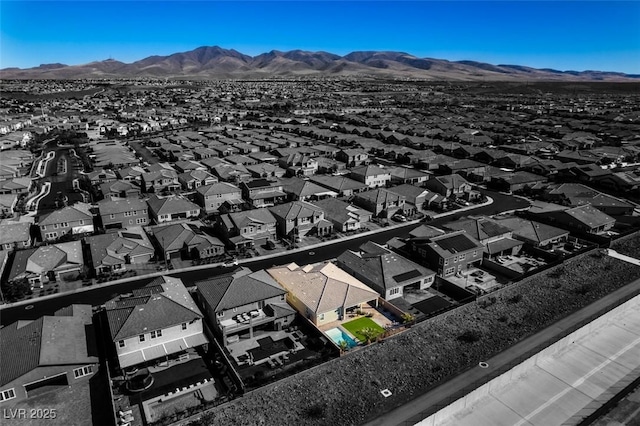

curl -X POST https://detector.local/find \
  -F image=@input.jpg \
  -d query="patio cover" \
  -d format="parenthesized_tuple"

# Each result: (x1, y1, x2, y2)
(184, 333, 209, 348)
(119, 350, 146, 368)
(142, 344, 167, 361)
(486, 237, 524, 255)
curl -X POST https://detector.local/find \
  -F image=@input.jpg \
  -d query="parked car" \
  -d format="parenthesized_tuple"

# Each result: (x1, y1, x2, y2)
(223, 259, 239, 267)
(391, 213, 407, 222)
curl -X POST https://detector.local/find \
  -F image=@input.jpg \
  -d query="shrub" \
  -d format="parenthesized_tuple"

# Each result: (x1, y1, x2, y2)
(457, 330, 482, 343)
(548, 266, 565, 278)
(507, 294, 523, 304)
(304, 403, 326, 419)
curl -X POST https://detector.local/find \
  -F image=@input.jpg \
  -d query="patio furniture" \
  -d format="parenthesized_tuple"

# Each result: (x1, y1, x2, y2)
(250, 310, 260, 318)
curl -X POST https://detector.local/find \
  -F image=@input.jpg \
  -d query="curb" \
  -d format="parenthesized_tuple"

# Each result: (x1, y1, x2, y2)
(0, 197, 494, 311)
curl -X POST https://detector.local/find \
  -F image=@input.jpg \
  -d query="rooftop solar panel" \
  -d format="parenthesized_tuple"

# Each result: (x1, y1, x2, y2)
(393, 269, 422, 283)
(435, 234, 478, 253)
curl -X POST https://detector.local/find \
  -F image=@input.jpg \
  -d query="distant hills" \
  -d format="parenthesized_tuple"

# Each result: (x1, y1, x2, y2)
(2, 45, 638, 81)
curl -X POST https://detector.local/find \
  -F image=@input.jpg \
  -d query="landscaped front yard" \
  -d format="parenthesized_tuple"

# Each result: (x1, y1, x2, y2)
(342, 317, 385, 343)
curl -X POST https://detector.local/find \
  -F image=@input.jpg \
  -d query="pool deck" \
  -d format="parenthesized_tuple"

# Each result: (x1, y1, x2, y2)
(318, 305, 397, 333)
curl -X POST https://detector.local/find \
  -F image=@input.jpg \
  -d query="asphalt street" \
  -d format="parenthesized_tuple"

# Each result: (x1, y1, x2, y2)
(0, 188, 529, 326)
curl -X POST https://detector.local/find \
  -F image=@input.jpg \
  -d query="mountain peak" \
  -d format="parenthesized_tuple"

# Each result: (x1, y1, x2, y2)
(1, 46, 637, 81)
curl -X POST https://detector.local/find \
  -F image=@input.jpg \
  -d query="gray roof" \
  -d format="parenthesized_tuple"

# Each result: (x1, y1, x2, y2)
(196, 268, 286, 312)
(1, 305, 96, 386)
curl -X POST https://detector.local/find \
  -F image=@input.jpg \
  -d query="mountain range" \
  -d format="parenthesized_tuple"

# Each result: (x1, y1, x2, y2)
(2, 46, 638, 81)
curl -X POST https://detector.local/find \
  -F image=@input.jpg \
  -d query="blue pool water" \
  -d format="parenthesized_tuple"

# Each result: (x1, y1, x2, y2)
(325, 327, 358, 348)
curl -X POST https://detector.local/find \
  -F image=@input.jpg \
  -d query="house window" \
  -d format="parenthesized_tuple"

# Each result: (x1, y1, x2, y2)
(73, 365, 93, 379)
(54, 224, 59, 229)
(319, 313, 325, 321)
(0, 388, 16, 402)
(118, 340, 125, 348)
(136, 218, 146, 224)
(444, 258, 449, 265)
(389, 287, 400, 295)
(110, 214, 115, 219)
(150, 329, 162, 339)
(453, 256, 458, 262)
(79, 220, 84, 225)
(143, 209, 147, 214)
(439, 258, 444, 265)
(445, 267, 455, 276)
(41, 225, 46, 230)
(139, 334, 145, 342)
(181, 323, 187, 330)
(473, 250, 478, 257)
(459, 253, 466, 260)
(216, 311, 224, 318)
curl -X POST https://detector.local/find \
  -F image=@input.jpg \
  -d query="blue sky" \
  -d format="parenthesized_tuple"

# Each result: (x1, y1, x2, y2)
(1, 1, 639, 73)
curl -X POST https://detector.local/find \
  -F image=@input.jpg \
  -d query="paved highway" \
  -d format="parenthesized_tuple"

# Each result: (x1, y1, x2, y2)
(0, 189, 529, 326)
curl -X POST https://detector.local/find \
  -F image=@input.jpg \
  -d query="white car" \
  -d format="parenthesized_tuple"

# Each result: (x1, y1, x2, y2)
(222, 259, 239, 267)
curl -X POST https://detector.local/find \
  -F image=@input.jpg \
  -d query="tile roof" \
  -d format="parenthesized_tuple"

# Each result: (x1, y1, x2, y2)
(104, 276, 203, 341)
(445, 217, 512, 241)
(310, 175, 368, 192)
(38, 202, 93, 226)
(147, 194, 200, 216)
(225, 208, 277, 228)
(267, 262, 379, 315)
(337, 242, 434, 292)
(9, 241, 83, 281)
(196, 268, 286, 312)
(314, 197, 372, 225)
(196, 182, 241, 197)
(97, 197, 147, 216)
(355, 188, 404, 205)
(0, 221, 30, 245)
(492, 216, 569, 244)
(269, 200, 324, 221)
(1, 305, 96, 386)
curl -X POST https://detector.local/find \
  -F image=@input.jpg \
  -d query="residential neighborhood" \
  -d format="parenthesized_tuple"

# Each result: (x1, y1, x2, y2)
(1, 77, 639, 426)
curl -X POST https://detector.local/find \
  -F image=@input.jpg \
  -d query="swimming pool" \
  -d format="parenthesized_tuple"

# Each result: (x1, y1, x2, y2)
(325, 327, 358, 348)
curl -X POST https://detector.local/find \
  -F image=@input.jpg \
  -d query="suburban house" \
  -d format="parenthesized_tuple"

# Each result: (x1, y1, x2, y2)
(217, 209, 277, 250)
(245, 163, 287, 179)
(141, 168, 180, 193)
(85, 227, 155, 276)
(337, 241, 436, 300)
(527, 202, 616, 235)
(408, 230, 484, 277)
(445, 216, 524, 258)
(389, 167, 429, 185)
(211, 163, 252, 183)
(278, 153, 318, 176)
(178, 169, 218, 191)
(336, 149, 369, 167)
(99, 180, 141, 199)
(86, 169, 118, 186)
(0, 177, 32, 194)
(0, 305, 98, 406)
(310, 175, 369, 197)
(349, 165, 391, 188)
(313, 198, 372, 232)
(116, 165, 146, 183)
(493, 216, 570, 249)
(195, 268, 296, 347)
(97, 197, 148, 229)
(424, 174, 475, 200)
(267, 262, 380, 326)
(353, 188, 405, 217)
(104, 276, 209, 370)
(489, 171, 548, 193)
(240, 179, 287, 208)
(386, 184, 441, 215)
(0, 221, 31, 251)
(541, 183, 635, 216)
(269, 200, 333, 240)
(38, 202, 94, 241)
(150, 222, 225, 260)
(280, 177, 338, 202)
(8, 241, 84, 288)
(147, 194, 201, 224)
(195, 182, 243, 215)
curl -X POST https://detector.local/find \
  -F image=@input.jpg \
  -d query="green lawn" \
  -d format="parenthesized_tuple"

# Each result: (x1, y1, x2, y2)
(342, 317, 385, 342)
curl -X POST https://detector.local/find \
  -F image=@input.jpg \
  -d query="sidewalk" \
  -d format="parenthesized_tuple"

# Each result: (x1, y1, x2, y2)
(0, 197, 494, 311)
